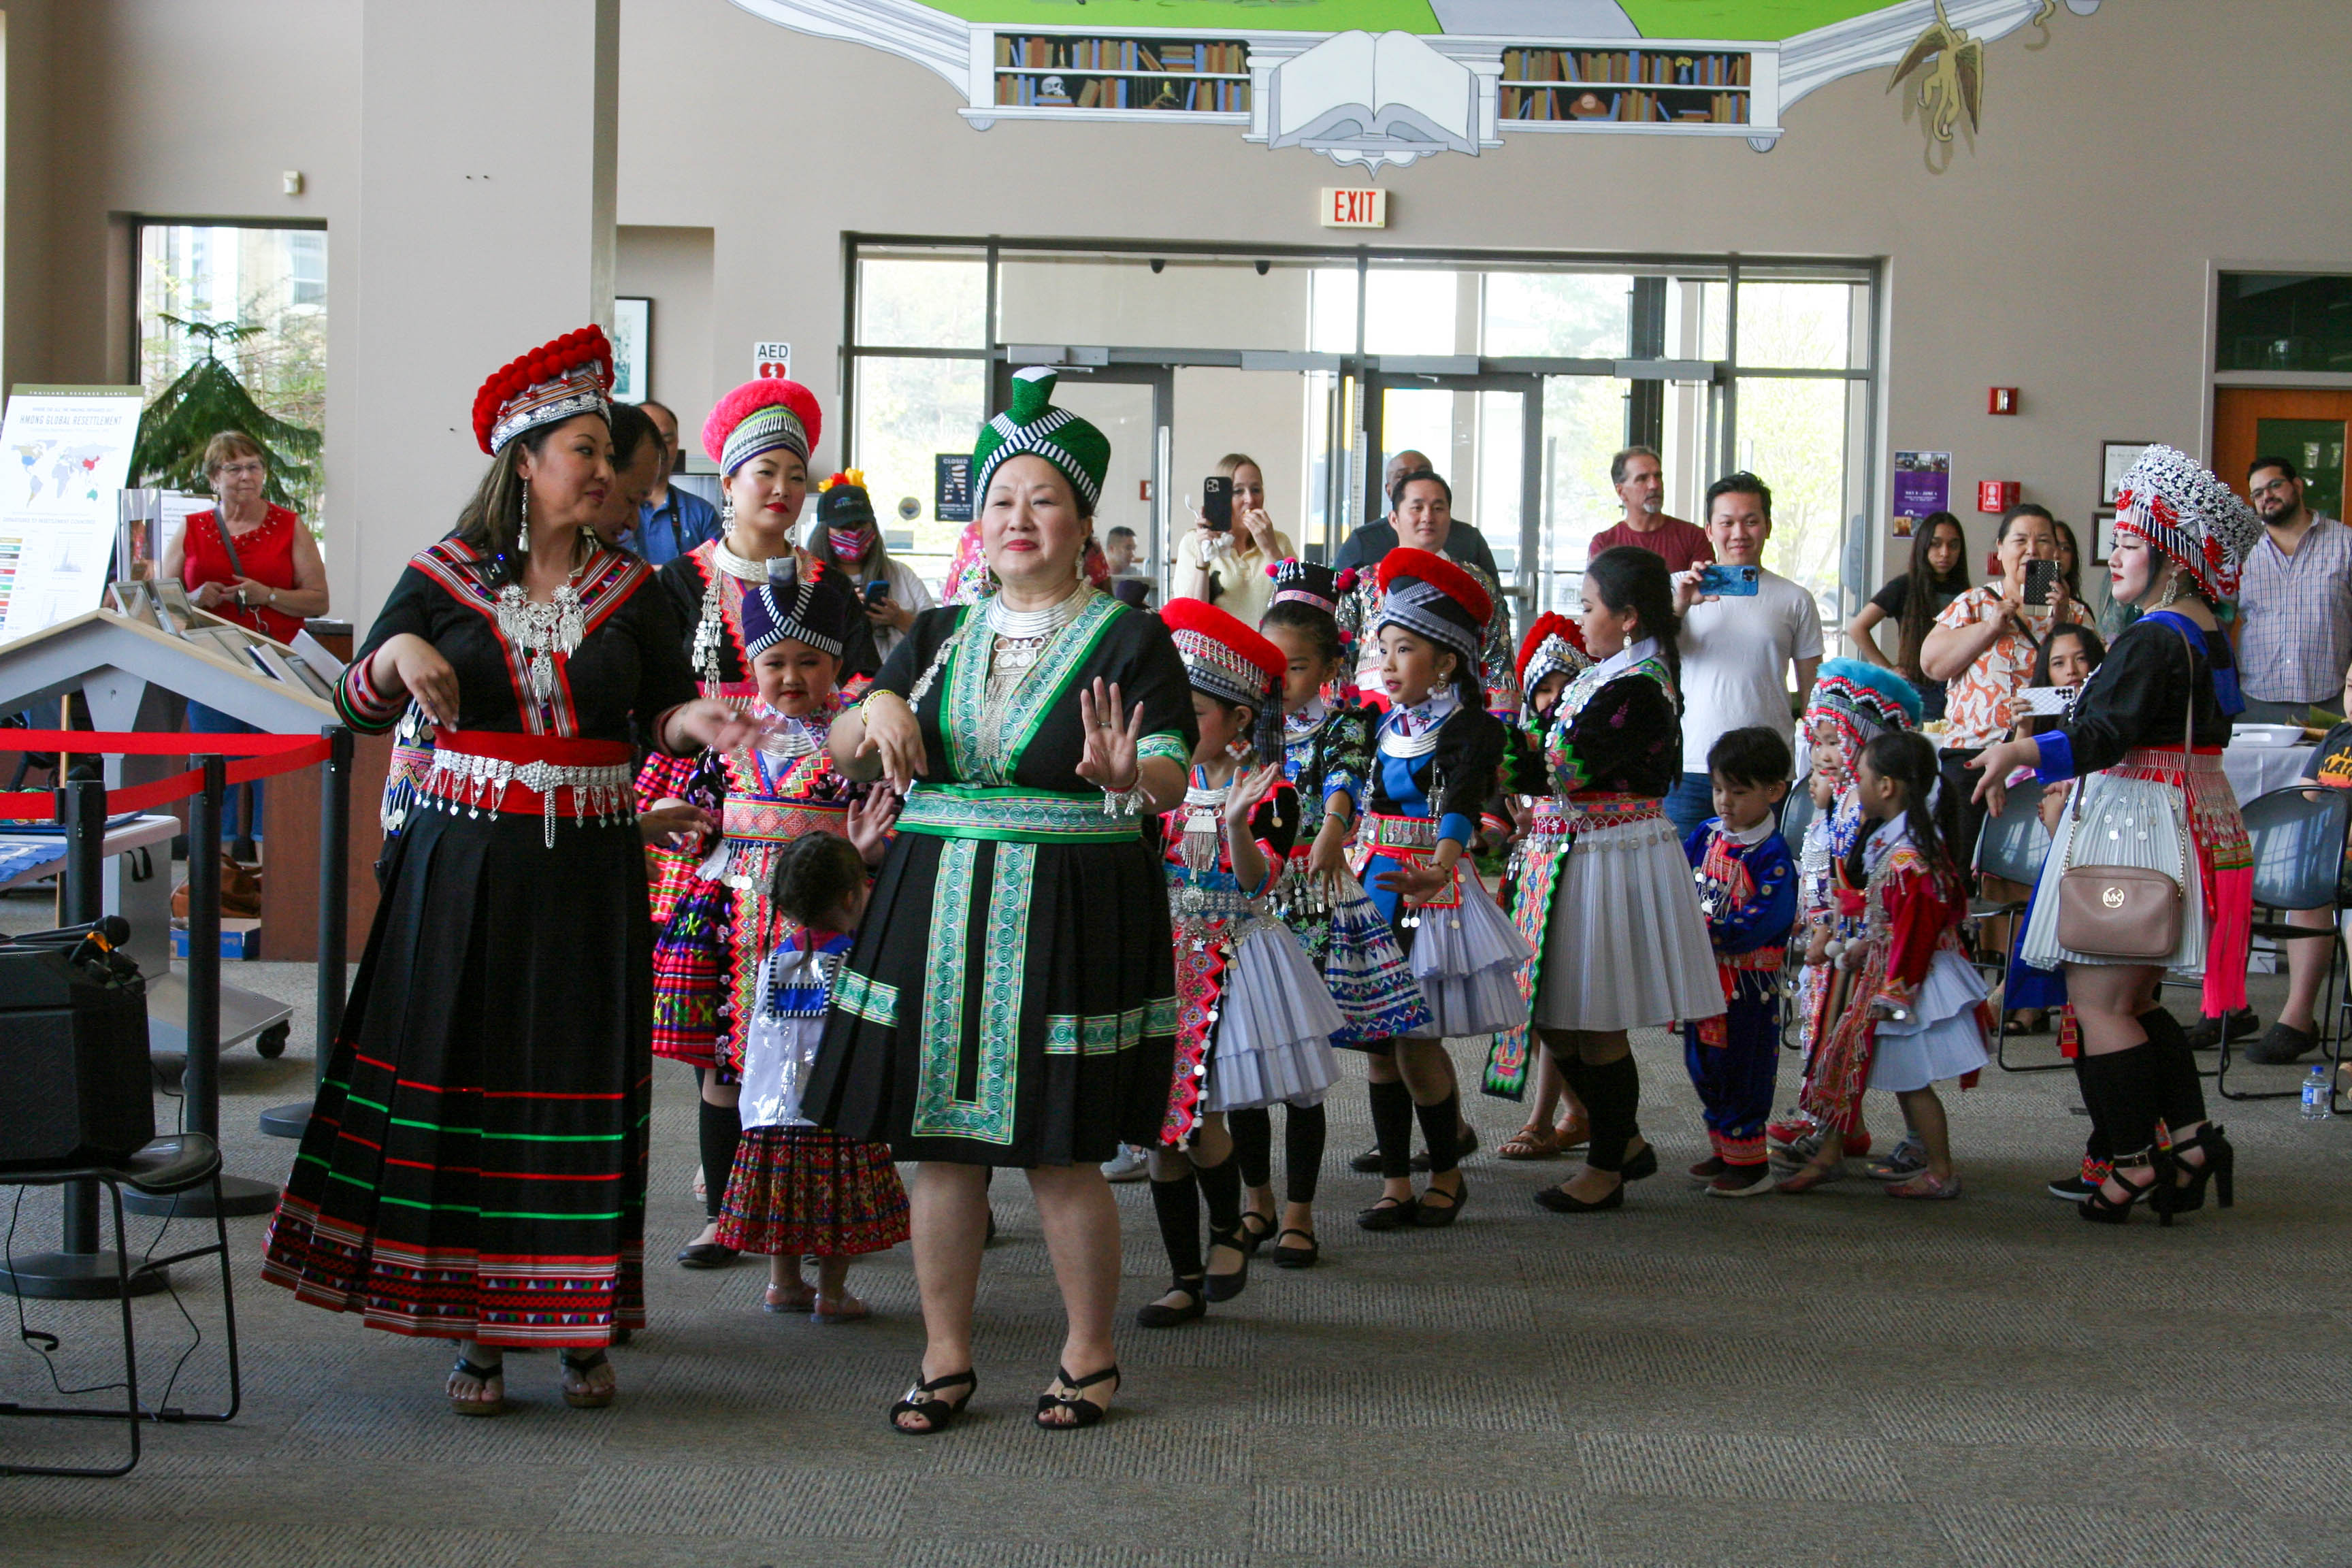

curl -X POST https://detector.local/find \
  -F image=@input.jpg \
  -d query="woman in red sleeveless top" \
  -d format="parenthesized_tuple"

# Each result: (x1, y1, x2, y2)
(159, 431, 329, 642)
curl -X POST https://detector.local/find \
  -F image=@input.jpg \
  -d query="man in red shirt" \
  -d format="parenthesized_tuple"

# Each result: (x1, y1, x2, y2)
(1586, 445, 1713, 575)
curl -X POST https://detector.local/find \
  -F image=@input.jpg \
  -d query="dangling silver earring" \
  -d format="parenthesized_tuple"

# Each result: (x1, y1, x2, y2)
(518, 477, 532, 554)
(2158, 567, 2182, 608)
(721, 492, 736, 528)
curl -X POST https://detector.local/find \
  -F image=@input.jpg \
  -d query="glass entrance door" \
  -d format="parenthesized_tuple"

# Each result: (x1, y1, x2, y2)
(1367, 376, 1541, 641)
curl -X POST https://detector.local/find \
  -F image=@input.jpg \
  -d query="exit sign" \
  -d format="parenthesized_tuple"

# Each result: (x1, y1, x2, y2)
(1320, 188, 1387, 229)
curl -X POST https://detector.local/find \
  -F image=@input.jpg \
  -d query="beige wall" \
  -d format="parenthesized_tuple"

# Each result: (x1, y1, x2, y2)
(617, 224, 715, 453)
(9, 0, 2351, 628)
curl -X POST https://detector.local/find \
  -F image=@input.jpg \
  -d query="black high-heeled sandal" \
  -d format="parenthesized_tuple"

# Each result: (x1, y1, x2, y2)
(1272, 1227, 1320, 1269)
(1204, 1224, 1250, 1303)
(2079, 1149, 2174, 1227)
(557, 1349, 615, 1409)
(2169, 1124, 2235, 1213)
(1137, 1276, 1207, 1328)
(1036, 1364, 1120, 1431)
(889, 1367, 977, 1435)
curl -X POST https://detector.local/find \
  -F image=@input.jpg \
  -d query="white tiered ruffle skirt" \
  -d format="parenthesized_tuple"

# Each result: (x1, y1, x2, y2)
(1405, 869, 1534, 1039)
(1865, 949, 1989, 1091)
(1202, 919, 1347, 1112)
(1533, 812, 1724, 1032)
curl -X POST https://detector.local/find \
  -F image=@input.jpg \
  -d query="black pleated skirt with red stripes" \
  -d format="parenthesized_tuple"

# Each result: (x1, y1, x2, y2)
(261, 805, 653, 1349)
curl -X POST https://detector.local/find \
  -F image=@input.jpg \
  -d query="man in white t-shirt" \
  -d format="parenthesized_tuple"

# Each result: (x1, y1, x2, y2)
(1665, 471, 1824, 836)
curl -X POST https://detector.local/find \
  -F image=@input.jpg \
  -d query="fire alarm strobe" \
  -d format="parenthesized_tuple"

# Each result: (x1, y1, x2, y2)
(1987, 387, 2019, 415)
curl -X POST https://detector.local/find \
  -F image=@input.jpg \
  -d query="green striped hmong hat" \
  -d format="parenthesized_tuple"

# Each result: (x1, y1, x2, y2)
(971, 366, 1110, 511)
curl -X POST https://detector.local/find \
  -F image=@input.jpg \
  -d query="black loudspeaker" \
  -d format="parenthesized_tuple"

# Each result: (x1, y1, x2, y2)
(0, 939, 154, 1166)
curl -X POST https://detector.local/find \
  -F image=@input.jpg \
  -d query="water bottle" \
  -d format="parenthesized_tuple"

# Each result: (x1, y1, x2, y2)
(2302, 1065, 2332, 1122)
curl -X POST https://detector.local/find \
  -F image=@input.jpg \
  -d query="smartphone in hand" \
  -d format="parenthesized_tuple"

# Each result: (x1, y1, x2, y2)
(864, 579, 892, 606)
(2022, 558, 2061, 607)
(1697, 563, 1761, 597)
(1202, 475, 1232, 532)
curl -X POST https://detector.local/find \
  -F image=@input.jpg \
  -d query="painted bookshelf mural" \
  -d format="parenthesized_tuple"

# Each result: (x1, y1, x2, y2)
(728, 0, 2102, 169)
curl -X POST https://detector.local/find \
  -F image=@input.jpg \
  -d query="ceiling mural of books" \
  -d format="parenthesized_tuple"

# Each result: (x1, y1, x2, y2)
(730, 0, 2102, 169)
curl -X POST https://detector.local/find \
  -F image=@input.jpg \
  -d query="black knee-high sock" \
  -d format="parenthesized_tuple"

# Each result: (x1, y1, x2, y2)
(2139, 1007, 2209, 1134)
(1414, 1091, 1463, 1176)
(1578, 1054, 1641, 1173)
(1368, 1077, 1416, 1181)
(1149, 1174, 1203, 1280)
(2078, 1042, 2164, 1160)
(1195, 1154, 1244, 1240)
(1286, 1102, 1328, 1204)
(698, 1096, 741, 1222)
(1228, 1107, 1273, 1190)
(2071, 1056, 2113, 1165)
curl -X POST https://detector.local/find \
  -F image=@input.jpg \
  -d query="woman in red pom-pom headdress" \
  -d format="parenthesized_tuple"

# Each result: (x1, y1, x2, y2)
(261, 327, 761, 1417)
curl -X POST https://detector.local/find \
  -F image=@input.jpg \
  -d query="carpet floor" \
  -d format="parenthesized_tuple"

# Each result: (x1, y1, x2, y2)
(5, 925, 2350, 1567)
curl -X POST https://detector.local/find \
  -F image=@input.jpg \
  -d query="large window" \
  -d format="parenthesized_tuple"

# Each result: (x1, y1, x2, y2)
(137, 222, 329, 522)
(844, 239, 1878, 621)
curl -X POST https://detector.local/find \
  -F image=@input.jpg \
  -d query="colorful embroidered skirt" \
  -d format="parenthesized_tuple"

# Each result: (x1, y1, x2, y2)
(261, 808, 651, 1349)
(713, 1126, 909, 1257)
(1273, 858, 1430, 1049)
(806, 827, 1178, 1166)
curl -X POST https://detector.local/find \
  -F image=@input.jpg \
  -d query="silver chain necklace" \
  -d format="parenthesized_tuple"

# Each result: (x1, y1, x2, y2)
(495, 570, 587, 704)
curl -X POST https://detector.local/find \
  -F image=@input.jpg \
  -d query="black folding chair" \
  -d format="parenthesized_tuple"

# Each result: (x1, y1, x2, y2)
(2219, 783, 2352, 1102)
(0, 1135, 243, 1477)
(1966, 779, 2061, 1071)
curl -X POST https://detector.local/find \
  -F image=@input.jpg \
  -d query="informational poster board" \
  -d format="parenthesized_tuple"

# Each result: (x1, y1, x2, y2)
(0, 385, 144, 644)
(1890, 450, 1950, 538)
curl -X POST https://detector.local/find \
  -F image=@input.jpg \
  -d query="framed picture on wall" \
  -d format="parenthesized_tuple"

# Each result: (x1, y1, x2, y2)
(2100, 441, 2150, 506)
(612, 297, 652, 402)
(2092, 507, 2119, 564)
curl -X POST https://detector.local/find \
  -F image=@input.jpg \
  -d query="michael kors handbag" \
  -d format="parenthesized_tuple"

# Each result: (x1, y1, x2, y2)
(2053, 625, 2195, 962)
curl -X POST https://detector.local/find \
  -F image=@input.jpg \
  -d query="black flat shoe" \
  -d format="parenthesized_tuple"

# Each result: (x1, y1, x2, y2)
(1237, 1211, 1277, 1253)
(1272, 1227, 1320, 1269)
(1137, 1276, 1207, 1328)
(1349, 1144, 1429, 1175)
(1036, 1364, 1119, 1431)
(890, 1368, 977, 1435)
(1534, 1180, 1623, 1213)
(1204, 1224, 1251, 1302)
(1620, 1145, 1660, 1181)
(1356, 1195, 1419, 1230)
(675, 1241, 738, 1269)
(1415, 1180, 1468, 1227)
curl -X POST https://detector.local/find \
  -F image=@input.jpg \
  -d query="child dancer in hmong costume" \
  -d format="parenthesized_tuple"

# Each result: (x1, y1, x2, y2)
(263, 326, 754, 1416)
(1525, 548, 1722, 1214)
(646, 558, 870, 1270)
(1139, 600, 1345, 1326)
(1781, 732, 1990, 1199)
(1681, 727, 1797, 1196)
(718, 832, 909, 1321)
(1353, 550, 1531, 1233)
(1487, 612, 1593, 1157)
(1769, 659, 1922, 1174)
(1226, 560, 1430, 1268)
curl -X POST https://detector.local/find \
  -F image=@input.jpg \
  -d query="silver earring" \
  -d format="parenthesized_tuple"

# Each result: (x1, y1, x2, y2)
(721, 493, 736, 527)
(518, 478, 531, 553)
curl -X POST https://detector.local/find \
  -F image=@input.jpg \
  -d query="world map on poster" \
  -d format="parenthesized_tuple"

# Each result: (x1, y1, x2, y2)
(730, 0, 2101, 167)
(12, 441, 119, 510)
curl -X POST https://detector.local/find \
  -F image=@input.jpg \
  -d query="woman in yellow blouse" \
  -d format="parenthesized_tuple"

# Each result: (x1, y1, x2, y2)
(1174, 453, 1296, 625)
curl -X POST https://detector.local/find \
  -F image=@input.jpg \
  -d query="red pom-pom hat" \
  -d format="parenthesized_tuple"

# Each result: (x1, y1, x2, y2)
(472, 325, 614, 455)
(1516, 611, 1590, 691)
(1162, 596, 1285, 708)
(702, 378, 823, 477)
(1373, 546, 1490, 666)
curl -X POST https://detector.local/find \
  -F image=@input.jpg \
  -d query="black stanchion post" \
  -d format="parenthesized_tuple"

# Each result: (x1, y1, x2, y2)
(0, 779, 167, 1298)
(259, 725, 349, 1141)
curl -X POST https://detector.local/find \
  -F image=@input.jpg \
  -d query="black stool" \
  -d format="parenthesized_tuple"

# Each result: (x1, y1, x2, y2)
(0, 1134, 243, 1477)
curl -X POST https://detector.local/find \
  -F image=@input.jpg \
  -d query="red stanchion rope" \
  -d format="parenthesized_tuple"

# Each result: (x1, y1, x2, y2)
(0, 730, 334, 823)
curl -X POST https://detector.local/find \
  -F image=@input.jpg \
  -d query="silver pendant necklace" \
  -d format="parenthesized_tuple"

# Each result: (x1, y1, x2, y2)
(496, 571, 587, 704)
(986, 584, 1092, 674)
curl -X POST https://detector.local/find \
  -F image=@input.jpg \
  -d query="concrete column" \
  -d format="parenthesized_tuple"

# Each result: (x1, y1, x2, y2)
(345, 0, 617, 623)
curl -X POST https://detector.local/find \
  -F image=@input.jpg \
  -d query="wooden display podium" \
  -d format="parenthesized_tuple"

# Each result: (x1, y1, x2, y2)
(257, 728, 390, 963)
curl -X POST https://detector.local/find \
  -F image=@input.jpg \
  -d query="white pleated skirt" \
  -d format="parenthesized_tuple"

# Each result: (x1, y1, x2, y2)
(1865, 949, 1989, 1091)
(1203, 919, 1347, 1112)
(1533, 813, 1725, 1032)
(2019, 772, 2204, 975)
(1405, 869, 1534, 1039)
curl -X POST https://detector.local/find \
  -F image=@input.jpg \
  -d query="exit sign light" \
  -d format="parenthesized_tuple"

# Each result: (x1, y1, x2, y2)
(1320, 188, 1387, 229)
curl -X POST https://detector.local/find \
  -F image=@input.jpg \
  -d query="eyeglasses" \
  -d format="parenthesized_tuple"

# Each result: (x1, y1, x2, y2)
(214, 461, 266, 478)
(2249, 476, 2296, 498)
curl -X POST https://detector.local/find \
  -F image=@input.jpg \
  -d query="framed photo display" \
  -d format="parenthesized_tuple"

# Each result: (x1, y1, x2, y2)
(612, 297, 652, 402)
(2091, 507, 2119, 564)
(2100, 441, 2149, 506)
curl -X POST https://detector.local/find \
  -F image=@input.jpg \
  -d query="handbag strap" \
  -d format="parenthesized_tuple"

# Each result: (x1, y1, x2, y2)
(2060, 619, 2200, 876)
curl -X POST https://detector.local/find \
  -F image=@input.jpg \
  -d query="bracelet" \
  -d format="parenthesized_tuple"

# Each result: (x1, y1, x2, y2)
(1100, 782, 1149, 818)
(858, 690, 910, 724)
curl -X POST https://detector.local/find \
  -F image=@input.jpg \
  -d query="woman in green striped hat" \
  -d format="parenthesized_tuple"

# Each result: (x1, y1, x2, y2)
(808, 366, 1198, 1434)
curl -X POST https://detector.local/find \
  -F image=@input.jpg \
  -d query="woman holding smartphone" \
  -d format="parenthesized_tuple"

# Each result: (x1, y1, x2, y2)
(1920, 504, 2075, 869)
(1175, 453, 1295, 625)
(804, 471, 936, 661)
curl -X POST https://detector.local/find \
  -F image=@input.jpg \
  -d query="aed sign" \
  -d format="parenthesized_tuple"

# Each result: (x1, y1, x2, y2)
(753, 341, 792, 380)
(1320, 188, 1388, 229)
